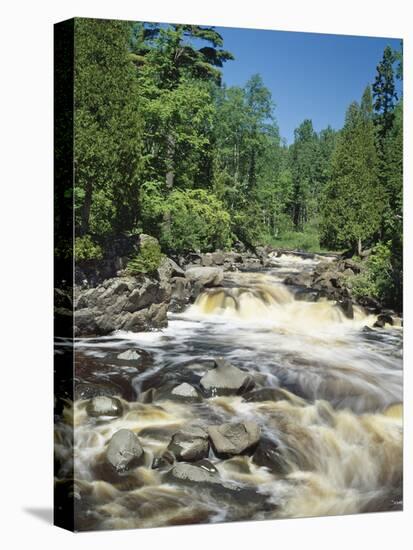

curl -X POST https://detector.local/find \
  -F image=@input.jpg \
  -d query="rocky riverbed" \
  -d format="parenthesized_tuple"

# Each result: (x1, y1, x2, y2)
(55, 248, 403, 531)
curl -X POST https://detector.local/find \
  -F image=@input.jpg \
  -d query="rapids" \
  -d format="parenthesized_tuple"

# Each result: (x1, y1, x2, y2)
(61, 253, 403, 530)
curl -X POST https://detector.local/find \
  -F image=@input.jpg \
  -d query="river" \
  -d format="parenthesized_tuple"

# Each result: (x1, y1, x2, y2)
(63, 253, 403, 530)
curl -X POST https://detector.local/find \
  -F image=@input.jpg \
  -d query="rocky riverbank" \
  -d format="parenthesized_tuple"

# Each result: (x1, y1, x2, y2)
(67, 235, 400, 337)
(54, 243, 403, 530)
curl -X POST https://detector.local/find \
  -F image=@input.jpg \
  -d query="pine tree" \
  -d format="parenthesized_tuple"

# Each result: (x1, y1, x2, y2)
(321, 87, 383, 253)
(289, 120, 318, 230)
(372, 45, 398, 142)
(74, 18, 143, 241)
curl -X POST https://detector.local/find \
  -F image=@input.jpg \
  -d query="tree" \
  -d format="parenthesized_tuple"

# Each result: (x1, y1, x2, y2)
(381, 100, 403, 309)
(212, 76, 283, 244)
(372, 45, 398, 141)
(320, 87, 383, 254)
(289, 120, 319, 229)
(74, 18, 142, 244)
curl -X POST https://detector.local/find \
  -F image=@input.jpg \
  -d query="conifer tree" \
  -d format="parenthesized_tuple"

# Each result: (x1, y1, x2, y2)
(321, 86, 383, 254)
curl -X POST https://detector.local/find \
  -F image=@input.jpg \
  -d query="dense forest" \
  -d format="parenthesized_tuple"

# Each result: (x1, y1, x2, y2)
(71, 19, 403, 310)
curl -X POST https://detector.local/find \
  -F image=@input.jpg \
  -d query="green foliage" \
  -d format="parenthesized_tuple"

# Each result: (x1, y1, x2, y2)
(350, 242, 394, 304)
(140, 183, 233, 252)
(320, 87, 384, 252)
(266, 220, 324, 252)
(74, 235, 103, 262)
(74, 18, 143, 238)
(373, 45, 398, 141)
(65, 21, 402, 309)
(126, 239, 164, 275)
(160, 189, 233, 252)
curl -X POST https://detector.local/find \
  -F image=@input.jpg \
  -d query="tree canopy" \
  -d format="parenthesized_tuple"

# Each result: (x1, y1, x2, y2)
(70, 19, 403, 308)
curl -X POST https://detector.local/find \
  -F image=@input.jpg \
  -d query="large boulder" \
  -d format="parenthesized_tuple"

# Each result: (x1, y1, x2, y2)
(170, 276, 191, 312)
(335, 298, 354, 319)
(166, 460, 220, 484)
(169, 383, 203, 403)
(185, 266, 224, 288)
(200, 358, 254, 396)
(201, 251, 225, 267)
(284, 273, 312, 287)
(74, 273, 170, 336)
(146, 382, 203, 404)
(208, 422, 261, 457)
(167, 426, 210, 462)
(106, 429, 144, 473)
(86, 396, 123, 418)
(373, 313, 394, 328)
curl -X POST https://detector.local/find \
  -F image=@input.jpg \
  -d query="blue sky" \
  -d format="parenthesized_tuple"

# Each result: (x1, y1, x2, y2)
(216, 27, 402, 143)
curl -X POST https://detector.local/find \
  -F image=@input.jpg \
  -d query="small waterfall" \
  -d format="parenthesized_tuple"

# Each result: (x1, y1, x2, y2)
(189, 282, 374, 331)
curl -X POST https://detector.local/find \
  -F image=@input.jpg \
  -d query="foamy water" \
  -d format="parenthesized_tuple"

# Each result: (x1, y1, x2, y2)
(57, 253, 403, 530)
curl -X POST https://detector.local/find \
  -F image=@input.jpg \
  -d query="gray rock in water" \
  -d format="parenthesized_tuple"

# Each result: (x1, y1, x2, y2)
(373, 313, 394, 328)
(149, 382, 203, 404)
(336, 299, 354, 319)
(252, 438, 289, 474)
(151, 450, 175, 470)
(185, 266, 224, 287)
(106, 429, 144, 473)
(243, 387, 297, 403)
(86, 396, 123, 418)
(170, 383, 202, 402)
(200, 358, 254, 396)
(167, 460, 219, 484)
(167, 426, 209, 462)
(117, 349, 140, 361)
(208, 422, 261, 457)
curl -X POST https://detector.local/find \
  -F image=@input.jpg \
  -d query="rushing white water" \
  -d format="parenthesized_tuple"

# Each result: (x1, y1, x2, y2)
(63, 253, 403, 530)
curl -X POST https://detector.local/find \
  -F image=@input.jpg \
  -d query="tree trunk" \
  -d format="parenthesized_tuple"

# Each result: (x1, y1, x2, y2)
(164, 134, 175, 233)
(357, 237, 362, 257)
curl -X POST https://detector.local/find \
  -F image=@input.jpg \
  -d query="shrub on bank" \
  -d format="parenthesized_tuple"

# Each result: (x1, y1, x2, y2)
(74, 235, 104, 262)
(126, 238, 164, 275)
(350, 242, 395, 305)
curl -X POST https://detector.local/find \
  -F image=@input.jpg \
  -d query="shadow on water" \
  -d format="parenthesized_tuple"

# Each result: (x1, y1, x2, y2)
(24, 507, 53, 525)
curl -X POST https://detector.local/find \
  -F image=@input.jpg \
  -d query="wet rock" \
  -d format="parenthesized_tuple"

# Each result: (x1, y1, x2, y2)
(141, 360, 215, 394)
(294, 288, 320, 302)
(169, 383, 203, 403)
(117, 349, 140, 361)
(139, 425, 181, 442)
(151, 450, 175, 470)
(170, 276, 191, 312)
(374, 313, 394, 328)
(185, 266, 224, 288)
(167, 460, 220, 484)
(284, 273, 312, 287)
(167, 426, 210, 462)
(143, 382, 203, 404)
(336, 298, 354, 319)
(243, 387, 297, 403)
(86, 396, 123, 418)
(208, 422, 261, 457)
(200, 358, 254, 396)
(75, 383, 114, 401)
(106, 429, 144, 473)
(252, 438, 289, 474)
